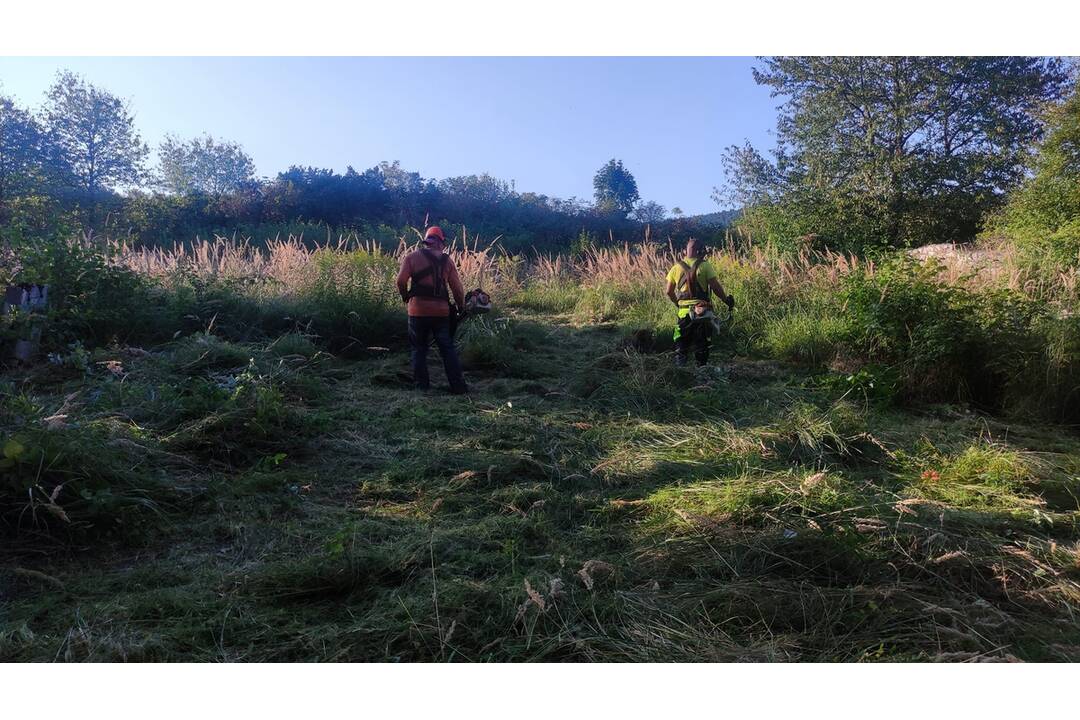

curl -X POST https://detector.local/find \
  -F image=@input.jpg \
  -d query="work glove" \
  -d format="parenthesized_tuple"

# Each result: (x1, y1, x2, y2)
(724, 294, 736, 310)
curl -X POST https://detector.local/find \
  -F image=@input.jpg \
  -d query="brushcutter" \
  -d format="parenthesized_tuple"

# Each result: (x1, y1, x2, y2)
(448, 288, 493, 340)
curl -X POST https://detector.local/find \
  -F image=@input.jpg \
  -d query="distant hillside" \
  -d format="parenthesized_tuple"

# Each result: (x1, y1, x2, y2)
(681, 209, 741, 228)
(652, 208, 741, 240)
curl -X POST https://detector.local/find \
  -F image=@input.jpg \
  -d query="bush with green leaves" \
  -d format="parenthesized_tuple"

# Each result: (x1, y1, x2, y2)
(12, 237, 174, 349)
(840, 258, 988, 403)
(837, 257, 1080, 420)
(995, 80, 1080, 266)
(1004, 309, 1080, 423)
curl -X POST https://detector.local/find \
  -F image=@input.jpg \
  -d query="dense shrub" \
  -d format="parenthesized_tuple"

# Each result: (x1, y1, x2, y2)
(839, 258, 1080, 420)
(8, 235, 1078, 424)
(1007, 310, 1080, 422)
(840, 258, 985, 402)
(994, 80, 1080, 266)
(552, 244, 1079, 423)
(10, 238, 175, 349)
(9, 238, 412, 356)
(763, 312, 847, 365)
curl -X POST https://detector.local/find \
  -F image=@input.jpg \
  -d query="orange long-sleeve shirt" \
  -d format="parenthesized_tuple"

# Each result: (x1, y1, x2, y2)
(396, 249, 466, 317)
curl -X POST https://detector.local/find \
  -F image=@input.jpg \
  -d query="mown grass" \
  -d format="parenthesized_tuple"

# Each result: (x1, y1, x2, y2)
(4, 309, 1080, 662)
(2, 237, 1080, 662)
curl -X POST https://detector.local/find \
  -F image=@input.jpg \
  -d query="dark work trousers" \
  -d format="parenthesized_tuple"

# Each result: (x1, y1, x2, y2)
(408, 315, 467, 393)
(674, 311, 713, 367)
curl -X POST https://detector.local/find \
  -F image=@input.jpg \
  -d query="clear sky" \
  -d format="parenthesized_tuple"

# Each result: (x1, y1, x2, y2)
(0, 57, 778, 215)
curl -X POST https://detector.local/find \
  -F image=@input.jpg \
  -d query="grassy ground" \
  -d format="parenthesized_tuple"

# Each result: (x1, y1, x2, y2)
(2, 301, 1079, 662)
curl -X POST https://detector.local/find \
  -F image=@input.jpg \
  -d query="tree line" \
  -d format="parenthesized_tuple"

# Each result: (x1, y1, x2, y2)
(2, 58, 1077, 256)
(0, 72, 677, 252)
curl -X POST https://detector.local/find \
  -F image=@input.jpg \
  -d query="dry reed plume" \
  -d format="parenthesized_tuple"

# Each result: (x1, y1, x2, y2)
(97, 227, 1078, 305)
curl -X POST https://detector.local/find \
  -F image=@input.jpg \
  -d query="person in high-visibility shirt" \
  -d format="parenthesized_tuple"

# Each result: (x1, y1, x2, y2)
(664, 238, 734, 367)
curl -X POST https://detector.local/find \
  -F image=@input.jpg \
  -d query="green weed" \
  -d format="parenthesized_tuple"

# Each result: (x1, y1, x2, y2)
(898, 442, 1044, 511)
(509, 279, 580, 314)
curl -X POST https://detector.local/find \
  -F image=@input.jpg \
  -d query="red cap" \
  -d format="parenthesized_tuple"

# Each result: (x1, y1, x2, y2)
(423, 226, 445, 244)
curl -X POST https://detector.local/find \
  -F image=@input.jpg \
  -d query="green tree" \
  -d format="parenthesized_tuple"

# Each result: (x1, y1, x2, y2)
(632, 200, 666, 225)
(997, 78, 1080, 262)
(0, 94, 47, 219)
(593, 158, 640, 217)
(722, 57, 1070, 251)
(43, 70, 148, 222)
(157, 134, 256, 196)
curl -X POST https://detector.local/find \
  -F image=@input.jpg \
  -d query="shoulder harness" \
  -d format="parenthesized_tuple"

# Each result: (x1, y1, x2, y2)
(676, 257, 709, 302)
(407, 249, 450, 301)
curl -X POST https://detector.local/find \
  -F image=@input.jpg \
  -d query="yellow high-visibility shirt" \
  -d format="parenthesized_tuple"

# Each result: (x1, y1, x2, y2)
(666, 257, 719, 307)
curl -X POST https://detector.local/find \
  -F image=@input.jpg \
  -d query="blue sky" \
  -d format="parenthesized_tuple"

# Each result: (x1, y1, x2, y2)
(0, 57, 779, 215)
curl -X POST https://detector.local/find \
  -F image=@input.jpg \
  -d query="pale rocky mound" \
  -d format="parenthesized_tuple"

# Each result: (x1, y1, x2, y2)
(908, 242, 1005, 270)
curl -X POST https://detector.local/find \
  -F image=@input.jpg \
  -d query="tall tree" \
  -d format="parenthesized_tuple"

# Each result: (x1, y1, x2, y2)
(0, 94, 47, 217)
(998, 77, 1080, 261)
(722, 57, 1070, 250)
(632, 200, 667, 225)
(593, 159, 640, 217)
(43, 70, 148, 221)
(157, 134, 255, 195)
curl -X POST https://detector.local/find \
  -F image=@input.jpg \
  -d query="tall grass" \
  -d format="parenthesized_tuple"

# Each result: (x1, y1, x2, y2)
(503, 239, 1079, 421)
(110, 232, 513, 352)
(16, 230, 1080, 422)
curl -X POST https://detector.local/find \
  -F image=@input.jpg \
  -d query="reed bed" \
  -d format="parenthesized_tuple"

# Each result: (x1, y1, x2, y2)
(110, 230, 1076, 304)
(99, 231, 1079, 417)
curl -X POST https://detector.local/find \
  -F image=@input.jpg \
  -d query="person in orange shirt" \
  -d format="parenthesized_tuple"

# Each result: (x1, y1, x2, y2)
(396, 226, 468, 394)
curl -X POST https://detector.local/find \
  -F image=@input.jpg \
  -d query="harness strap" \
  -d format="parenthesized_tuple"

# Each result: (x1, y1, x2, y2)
(676, 258, 708, 302)
(407, 249, 450, 300)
